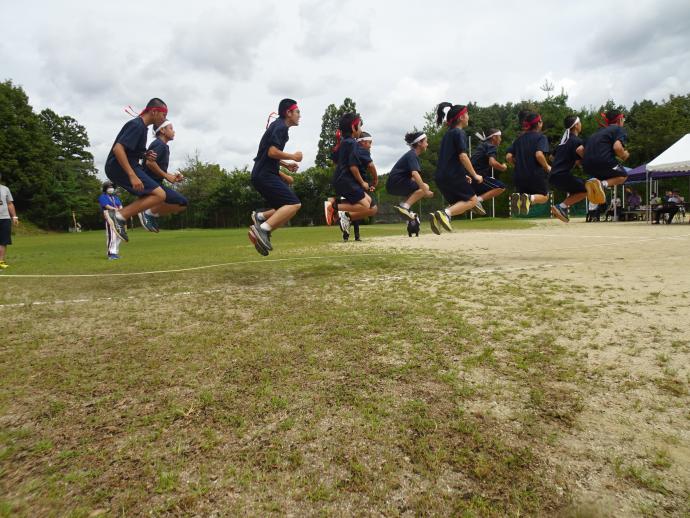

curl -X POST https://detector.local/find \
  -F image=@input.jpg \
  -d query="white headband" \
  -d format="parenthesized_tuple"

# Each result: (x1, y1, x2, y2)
(409, 133, 427, 147)
(357, 136, 373, 142)
(475, 130, 501, 141)
(154, 120, 173, 136)
(558, 116, 580, 146)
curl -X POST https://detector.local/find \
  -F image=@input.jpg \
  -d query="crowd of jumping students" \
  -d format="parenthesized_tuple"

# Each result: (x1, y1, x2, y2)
(101, 97, 630, 257)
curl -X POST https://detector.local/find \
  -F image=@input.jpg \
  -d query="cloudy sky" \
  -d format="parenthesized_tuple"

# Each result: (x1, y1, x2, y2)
(1, 0, 689, 176)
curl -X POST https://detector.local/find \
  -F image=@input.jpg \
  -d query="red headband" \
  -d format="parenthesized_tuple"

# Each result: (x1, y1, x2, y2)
(522, 114, 542, 130)
(285, 104, 298, 113)
(599, 112, 624, 127)
(352, 117, 361, 129)
(446, 106, 468, 126)
(141, 106, 168, 115)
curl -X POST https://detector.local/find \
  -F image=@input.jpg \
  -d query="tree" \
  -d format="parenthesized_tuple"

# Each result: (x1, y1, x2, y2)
(315, 98, 358, 168)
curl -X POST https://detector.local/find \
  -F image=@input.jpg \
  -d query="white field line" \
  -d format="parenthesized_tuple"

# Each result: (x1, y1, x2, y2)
(0, 252, 424, 279)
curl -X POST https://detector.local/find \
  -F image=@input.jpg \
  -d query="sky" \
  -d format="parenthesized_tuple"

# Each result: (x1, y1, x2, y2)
(1, 0, 689, 176)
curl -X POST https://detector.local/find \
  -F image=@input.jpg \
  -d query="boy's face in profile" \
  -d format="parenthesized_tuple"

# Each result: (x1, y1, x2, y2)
(286, 108, 301, 126)
(360, 140, 372, 151)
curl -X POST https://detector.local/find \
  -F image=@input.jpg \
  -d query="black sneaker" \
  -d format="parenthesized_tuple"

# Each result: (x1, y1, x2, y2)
(250, 223, 272, 251)
(551, 204, 569, 223)
(251, 210, 265, 226)
(342, 230, 350, 241)
(248, 226, 269, 256)
(106, 210, 129, 242)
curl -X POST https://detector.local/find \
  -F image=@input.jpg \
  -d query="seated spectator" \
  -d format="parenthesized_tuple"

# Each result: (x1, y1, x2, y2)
(627, 189, 641, 210)
(605, 197, 622, 221)
(653, 191, 680, 224)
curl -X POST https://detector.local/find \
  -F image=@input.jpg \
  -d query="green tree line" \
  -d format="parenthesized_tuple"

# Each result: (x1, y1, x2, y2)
(2, 77, 688, 229)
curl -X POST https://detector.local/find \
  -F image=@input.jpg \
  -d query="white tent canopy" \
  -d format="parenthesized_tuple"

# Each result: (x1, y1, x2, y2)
(647, 133, 690, 172)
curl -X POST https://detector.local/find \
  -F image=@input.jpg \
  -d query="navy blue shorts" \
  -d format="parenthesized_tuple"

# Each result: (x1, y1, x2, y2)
(105, 163, 163, 197)
(549, 173, 586, 194)
(252, 172, 301, 209)
(162, 186, 188, 206)
(584, 164, 628, 181)
(0, 219, 11, 246)
(436, 174, 475, 204)
(339, 188, 366, 204)
(386, 175, 419, 197)
(473, 176, 506, 196)
(514, 171, 549, 195)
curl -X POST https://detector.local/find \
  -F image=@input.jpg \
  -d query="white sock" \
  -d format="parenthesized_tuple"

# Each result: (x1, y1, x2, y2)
(144, 209, 159, 217)
(601, 180, 609, 187)
(260, 222, 272, 232)
(444, 208, 452, 217)
(400, 202, 410, 209)
(559, 202, 568, 209)
(477, 196, 484, 202)
(529, 195, 536, 203)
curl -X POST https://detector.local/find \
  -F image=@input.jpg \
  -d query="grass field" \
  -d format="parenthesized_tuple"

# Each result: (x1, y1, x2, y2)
(1, 219, 689, 517)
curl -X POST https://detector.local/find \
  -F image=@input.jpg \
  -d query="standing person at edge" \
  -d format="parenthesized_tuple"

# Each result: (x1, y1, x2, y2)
(140, 119, 188, 232)
(385, 131, 433, 222)
(0, 173, 19, 269)
(582, 109, 629, 205)
(98, 181, 123, 260)
(341, 131, 378, 241)
(104, 98, 183, 242)
(248, 98, 303, 256)
(430, 102, 484, 235)
(506, 111, 551, 216)
(470, 128, 508, 214)
(549, 115, 587, 222)
(325, 113, 377, 233)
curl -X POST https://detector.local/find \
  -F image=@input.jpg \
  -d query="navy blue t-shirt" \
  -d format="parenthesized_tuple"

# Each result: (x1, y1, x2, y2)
(332, 137, 361, 191)
(105, 117, 148, 172)
(355, 145, 373, 182)
(252, 118, 289, 177)
(389, 149, 421, 181)
(582, 125, 627, 171)
(143, 138, 170, 183)
(507, 131, 549, 178)
(470, 141, 498, 176)
(550, 135, 584, 176)
(435, 127, 469, 181)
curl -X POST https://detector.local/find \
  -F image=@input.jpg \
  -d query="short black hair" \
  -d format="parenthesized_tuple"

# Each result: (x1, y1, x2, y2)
(278, 98, 298, 118)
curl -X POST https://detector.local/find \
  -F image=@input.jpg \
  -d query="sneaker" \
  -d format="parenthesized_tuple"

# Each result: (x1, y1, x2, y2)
(585, 178, 606, 205)
(394, 204, 414, 220)
(472, 200, 486, 216)
(324, 200, 335, 226)
(436, 210, 453, 232)
(138, 212, 159, 233)
(510, 193, 520, 217)
(106, 209, 129, 242)
(354, 237, 362, 242)
(250, 223, 272, 251)
(551, 205, 570, 223)
(0, 261, 8, 269)
(107, 254, 120, 260)
(342, 231, 350, 241)
(339, 211, 351, 234)
(251, 210, 265, 226)
(520, 194, 531, 215)
(428, 212, 441, 235)
(247, 227, 269, 256)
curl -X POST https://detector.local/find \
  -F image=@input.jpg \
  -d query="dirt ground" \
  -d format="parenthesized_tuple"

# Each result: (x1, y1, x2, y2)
(367, 218, 690, 516)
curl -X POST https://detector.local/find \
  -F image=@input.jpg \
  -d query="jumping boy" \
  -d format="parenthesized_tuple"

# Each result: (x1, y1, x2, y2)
(385, 131, 433, 222)
(549, 115, 587, 222)
(470, 128, 508, 215)
(582, 109, 629, 205)
(139, 119, 187, 232)
(506, 111, 551, 216)
(104, 98, 187, 242)
(430, 102, 484, 234)
(340, 131, 378, 241)
(248, 98, 303, 256)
